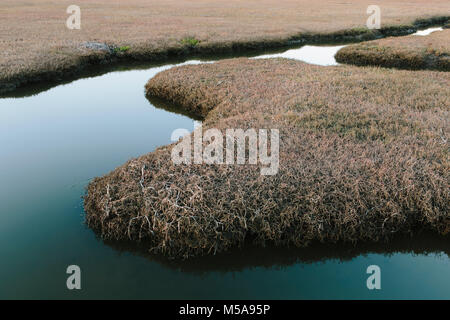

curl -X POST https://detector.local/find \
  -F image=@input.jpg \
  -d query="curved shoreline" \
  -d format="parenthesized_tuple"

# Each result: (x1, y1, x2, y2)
(1, 16, 449, 96)
(336, 28, 450, 71)
(85, 58, 449, 259)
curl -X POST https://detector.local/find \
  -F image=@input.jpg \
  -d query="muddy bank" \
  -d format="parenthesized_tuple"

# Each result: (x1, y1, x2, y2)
(84, 58, 449, 259)
(1, 16, 449, 95)
(336, 28, 450, 71)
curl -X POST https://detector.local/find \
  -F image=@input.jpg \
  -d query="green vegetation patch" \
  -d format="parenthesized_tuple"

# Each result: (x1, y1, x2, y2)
(114, 46, 131, 53)
(180, 37, 200, 47)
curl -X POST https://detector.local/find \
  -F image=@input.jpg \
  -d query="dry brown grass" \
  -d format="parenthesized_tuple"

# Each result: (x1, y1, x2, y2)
(336, 29, 450, 70)
(1, 0, 449, 93)
(84, 58, 449, 259)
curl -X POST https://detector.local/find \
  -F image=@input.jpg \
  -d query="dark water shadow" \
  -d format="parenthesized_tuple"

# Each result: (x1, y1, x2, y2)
(146, 95, 204, 121)
(0, 60, 177, 99)
(102, 231, 450, 275)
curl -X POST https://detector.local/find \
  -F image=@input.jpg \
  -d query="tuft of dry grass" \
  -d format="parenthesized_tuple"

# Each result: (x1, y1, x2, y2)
(84, 58, 449, 259)
(1, 0, 449, 93)
(336, 29, 450, 70)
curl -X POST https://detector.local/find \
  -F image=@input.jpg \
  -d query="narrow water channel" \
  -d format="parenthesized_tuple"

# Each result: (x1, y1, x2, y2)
(413, 27, 443, 36)
(0, 28, 448, 299)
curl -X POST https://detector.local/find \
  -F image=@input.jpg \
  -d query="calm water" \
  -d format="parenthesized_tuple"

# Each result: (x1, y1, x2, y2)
(413, 27, 443, 36)
(253, 45, 345, 65)
(0, 41, 449, 299)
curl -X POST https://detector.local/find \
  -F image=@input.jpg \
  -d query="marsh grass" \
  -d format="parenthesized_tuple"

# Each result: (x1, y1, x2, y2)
(336, 29, 450, 70)
(0, 0, 449, 94)
(114, 46, 131, 53)
(85, 58, 449, 259)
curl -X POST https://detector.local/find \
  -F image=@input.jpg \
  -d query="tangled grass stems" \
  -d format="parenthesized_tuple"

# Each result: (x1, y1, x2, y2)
(85, 58, 449, 259)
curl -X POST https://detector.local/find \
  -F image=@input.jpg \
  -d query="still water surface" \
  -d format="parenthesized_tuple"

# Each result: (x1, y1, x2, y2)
(413, 27, 443, 36)
(0, 40, 449, 299)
